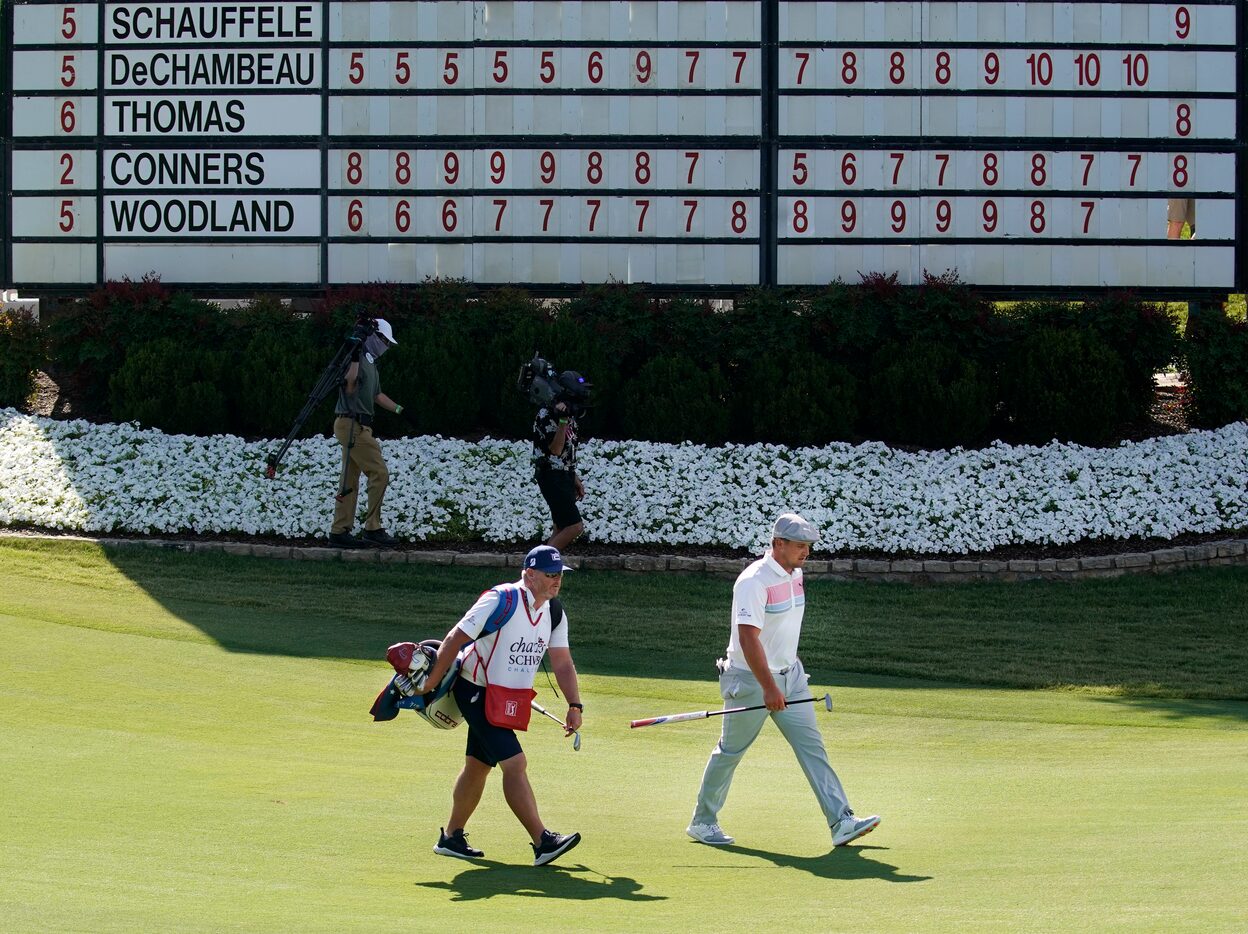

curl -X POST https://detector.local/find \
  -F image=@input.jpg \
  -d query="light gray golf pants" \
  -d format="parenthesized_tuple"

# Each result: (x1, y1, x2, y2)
(691, 659, 851, 828)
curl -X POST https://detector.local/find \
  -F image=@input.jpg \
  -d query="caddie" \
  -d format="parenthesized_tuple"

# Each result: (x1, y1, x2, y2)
(687, 512, 881, 848)
(420, 545, 584, 866)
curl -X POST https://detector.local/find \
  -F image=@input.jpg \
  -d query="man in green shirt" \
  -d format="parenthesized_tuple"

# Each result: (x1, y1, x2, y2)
(329, 318, 404, 548)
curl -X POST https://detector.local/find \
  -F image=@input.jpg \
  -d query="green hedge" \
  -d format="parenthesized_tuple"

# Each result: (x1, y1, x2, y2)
(999, 326, 1133, 444)
(0, 306, 47, 409)
(109, 338, 230, 436)
(45, 277, 228, 407)
(868, 339, 994, 449)
(32, 277, 1215, 449)
(1184, 305, 1248, 429)
(1000, 296, 1181, 419)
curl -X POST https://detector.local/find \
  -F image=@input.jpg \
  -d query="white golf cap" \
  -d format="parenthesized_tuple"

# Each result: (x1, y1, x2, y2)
(375, 318, 397, 344)
(772, 512, 819, 544)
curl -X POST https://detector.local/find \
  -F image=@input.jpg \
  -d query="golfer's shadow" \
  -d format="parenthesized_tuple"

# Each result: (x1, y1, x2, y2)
(416, 860, 667, 902)
(722, 844, 931, 883)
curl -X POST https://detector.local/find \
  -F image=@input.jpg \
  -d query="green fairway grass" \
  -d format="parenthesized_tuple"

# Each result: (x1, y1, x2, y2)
(2, 539, 1246, 933)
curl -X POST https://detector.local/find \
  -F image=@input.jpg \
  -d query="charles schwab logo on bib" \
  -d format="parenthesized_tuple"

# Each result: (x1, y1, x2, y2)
(509, 636, 547, 669)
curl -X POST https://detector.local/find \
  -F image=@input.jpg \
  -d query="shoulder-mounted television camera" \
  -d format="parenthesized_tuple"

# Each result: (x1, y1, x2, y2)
(349, 312, 378, 342)
(517, 353, 591, 418)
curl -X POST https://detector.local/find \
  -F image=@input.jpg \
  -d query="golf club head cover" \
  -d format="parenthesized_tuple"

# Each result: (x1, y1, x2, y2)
(386, 642, 423, 674)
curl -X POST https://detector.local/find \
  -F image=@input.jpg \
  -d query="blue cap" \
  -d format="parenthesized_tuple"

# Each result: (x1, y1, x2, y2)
(524, 545, 573, 573)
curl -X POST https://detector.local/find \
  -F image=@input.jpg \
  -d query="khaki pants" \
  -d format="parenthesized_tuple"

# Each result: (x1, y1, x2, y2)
(332, 417, 389, 533)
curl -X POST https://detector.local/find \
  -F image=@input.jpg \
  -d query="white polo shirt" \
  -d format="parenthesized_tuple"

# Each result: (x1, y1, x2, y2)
(725, 552, 806, 673)
(455, 581, 570, 689)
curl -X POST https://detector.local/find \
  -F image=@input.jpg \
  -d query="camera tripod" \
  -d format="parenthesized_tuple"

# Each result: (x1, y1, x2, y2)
(264, 322, 371, 481)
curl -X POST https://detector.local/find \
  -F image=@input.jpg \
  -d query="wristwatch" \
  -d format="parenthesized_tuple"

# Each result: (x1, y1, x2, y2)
(568, 702, 584, 711)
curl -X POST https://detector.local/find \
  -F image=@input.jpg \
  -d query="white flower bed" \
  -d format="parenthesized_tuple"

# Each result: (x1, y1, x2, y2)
(1, 408, 1246, 554)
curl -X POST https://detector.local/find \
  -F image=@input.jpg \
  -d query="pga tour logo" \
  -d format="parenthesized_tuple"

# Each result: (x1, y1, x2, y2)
(505, 700, 519, 717)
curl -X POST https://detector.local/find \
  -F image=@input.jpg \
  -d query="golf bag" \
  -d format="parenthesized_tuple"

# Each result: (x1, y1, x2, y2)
(368, 586, 563, 732)
(370, 639, 464, 730)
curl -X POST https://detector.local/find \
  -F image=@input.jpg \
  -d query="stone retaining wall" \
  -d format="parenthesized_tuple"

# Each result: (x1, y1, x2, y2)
(11, 532, 1244, 583)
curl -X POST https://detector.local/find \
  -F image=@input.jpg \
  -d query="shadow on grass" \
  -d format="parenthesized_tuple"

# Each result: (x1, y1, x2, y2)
(714, 844, 932, 883)
(1088, 694, 1248, 725)
(13, 538, 1242, 713)
(415, 861, 666, 902)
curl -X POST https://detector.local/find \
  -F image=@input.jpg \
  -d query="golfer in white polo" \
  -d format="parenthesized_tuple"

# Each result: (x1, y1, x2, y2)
(688, 512, 881, 847)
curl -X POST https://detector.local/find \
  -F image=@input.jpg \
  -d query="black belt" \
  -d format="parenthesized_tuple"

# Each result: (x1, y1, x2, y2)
(337, 413, 373, 427)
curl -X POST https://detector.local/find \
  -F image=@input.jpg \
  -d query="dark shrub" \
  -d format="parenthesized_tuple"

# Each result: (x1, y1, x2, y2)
(910, 270, 1005, 360)
(1073, 294, 1181, 416)
(316, 279, 473, 334)
(619, 354, 731, 444)
(804, 281, 879, 364)
(867, 340, 995, 449)
(108, 338, 229, 435)
(0, 307, 47, 409)
(805, 272, 1002, 397)
(378, 317, 483, 437)
(562, 283, 659, 367)
(1005, 296, 1180, 422)
(1183, 305, 1248, 429)
(46, 278, 225, 413)
(722, 288, 804, 357)
(231, 305, 329, 440)
(1000, 326, 1132, 444)
(741, 352, 858, 445)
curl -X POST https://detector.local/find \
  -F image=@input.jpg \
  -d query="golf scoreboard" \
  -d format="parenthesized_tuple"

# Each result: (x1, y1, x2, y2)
(3, 0, 1245, 292)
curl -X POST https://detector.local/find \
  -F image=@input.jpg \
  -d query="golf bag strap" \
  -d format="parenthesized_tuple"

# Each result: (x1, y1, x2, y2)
(476, 586, 563, 637)
(479, 585, 520, 637)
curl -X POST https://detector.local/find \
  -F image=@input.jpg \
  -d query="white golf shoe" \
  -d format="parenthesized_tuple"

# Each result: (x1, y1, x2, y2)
(832, 813, 880, 846)
(686, 822, 735, 845)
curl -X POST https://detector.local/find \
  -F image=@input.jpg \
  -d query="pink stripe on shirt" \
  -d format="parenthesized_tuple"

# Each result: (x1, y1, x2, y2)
(764, 578, 805, 613)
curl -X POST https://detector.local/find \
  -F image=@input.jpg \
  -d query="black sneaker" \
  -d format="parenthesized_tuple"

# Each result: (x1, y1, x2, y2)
(361, 528, 398, 548)
(531, 829, 581, 867)
(327, 532, 365, 549)
(433, 827, 483, 860)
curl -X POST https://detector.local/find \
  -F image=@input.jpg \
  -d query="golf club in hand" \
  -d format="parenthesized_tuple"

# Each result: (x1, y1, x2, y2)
(532, 700, 582, 751)
(630, 692, 833, 729)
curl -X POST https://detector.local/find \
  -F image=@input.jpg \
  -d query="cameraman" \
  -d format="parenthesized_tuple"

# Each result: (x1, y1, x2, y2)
(531, 372, 589, 550)
(329, 318, 404, 549)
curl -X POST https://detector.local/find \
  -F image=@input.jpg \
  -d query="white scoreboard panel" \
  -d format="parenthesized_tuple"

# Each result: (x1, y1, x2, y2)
(3, 0, 1243, 293)
(776, 0, 1244, 289)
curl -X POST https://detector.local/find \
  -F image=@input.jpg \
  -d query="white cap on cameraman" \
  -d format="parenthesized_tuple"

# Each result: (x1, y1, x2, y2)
(375, 319, 397, 344)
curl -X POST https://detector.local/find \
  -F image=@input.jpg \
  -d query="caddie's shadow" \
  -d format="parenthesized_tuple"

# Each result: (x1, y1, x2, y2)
(416, 861, 667, 903)
(720, 844, 931, 884)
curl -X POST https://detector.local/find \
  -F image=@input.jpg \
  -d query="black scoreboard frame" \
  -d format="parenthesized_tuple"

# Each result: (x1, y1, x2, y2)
(3, 0, 1245, 297)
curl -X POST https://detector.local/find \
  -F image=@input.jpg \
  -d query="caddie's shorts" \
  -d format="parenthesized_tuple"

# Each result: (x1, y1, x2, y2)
(453, 676, 523, 767)
(536, 467, 581, 529)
